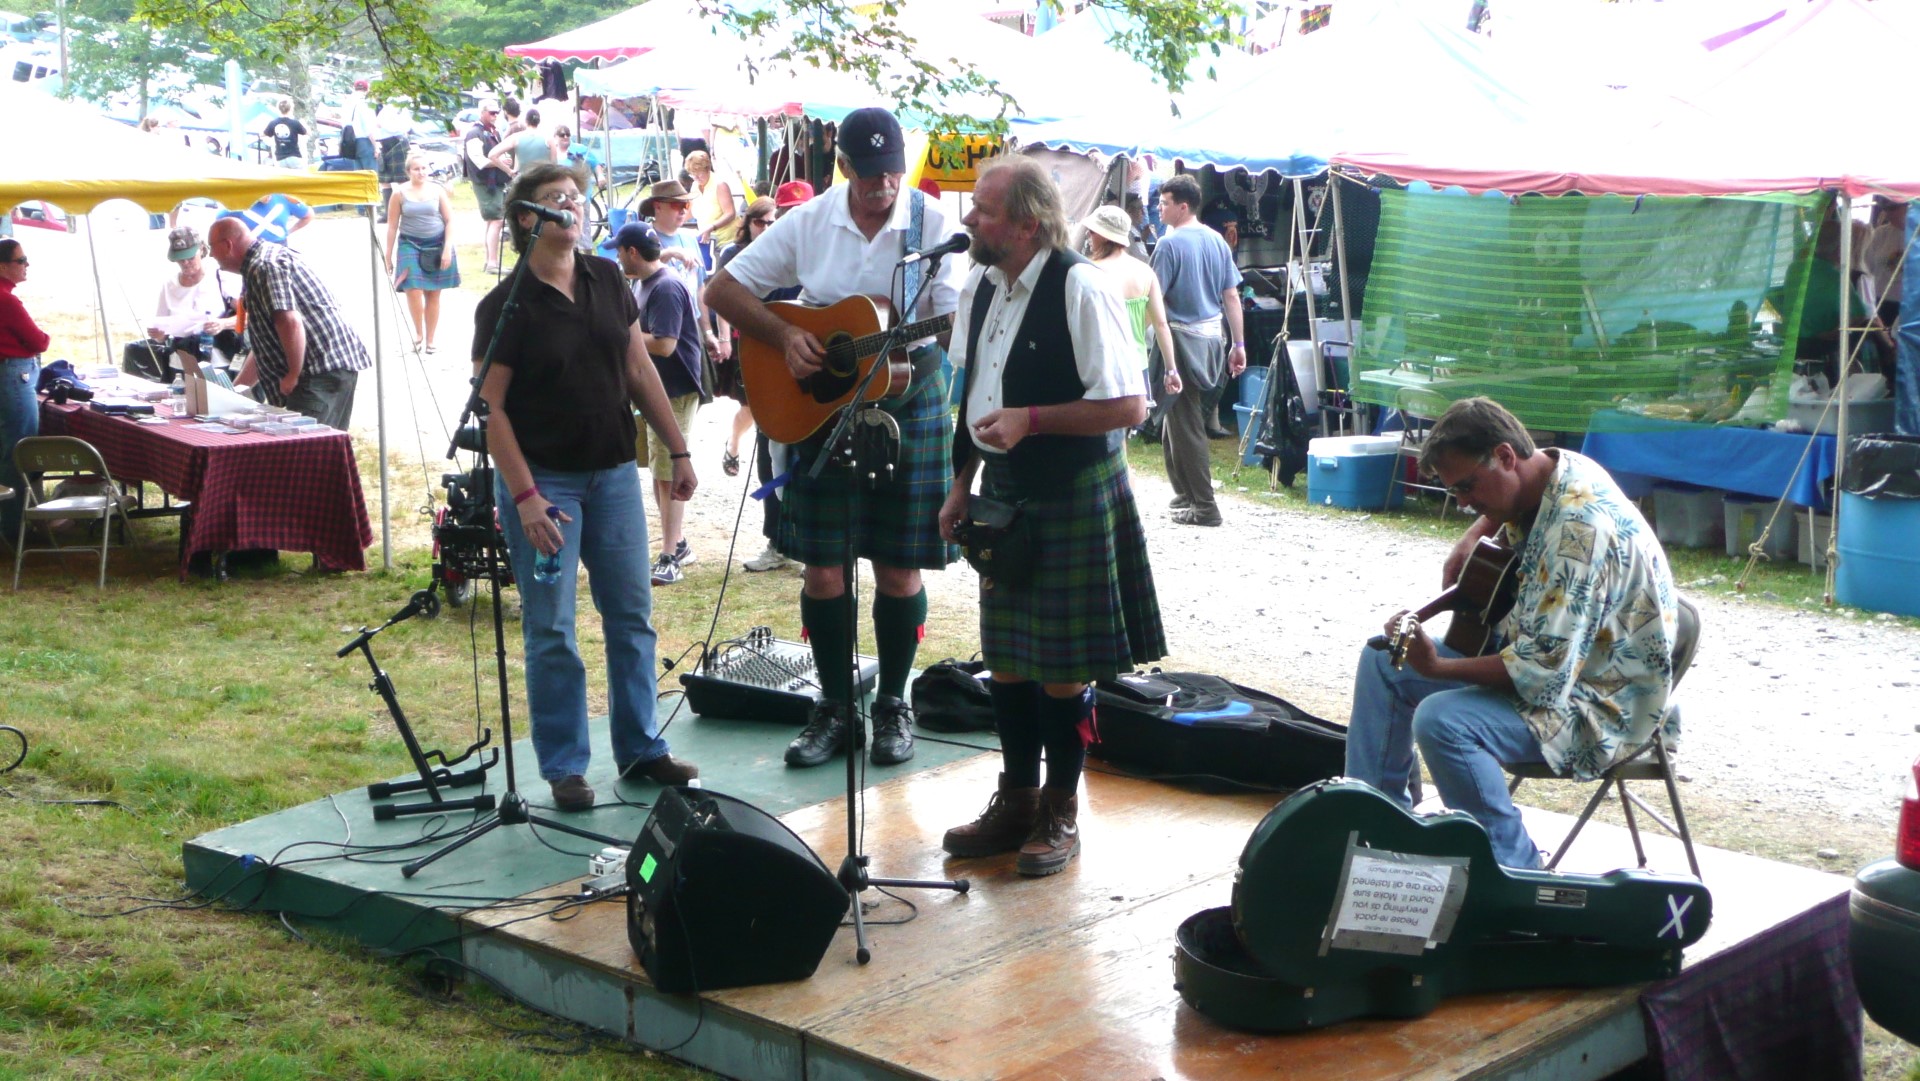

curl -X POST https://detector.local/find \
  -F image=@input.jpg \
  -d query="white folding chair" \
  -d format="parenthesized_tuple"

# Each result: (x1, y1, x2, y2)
(12, 436, 135, 590)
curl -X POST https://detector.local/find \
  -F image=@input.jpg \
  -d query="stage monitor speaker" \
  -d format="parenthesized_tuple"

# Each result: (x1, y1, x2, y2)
(626, 786, 849, 993)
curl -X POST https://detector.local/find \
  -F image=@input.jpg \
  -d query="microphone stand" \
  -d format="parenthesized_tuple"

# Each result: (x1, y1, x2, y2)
(403, 218, 628, 878)
(809, 251, 969, 966)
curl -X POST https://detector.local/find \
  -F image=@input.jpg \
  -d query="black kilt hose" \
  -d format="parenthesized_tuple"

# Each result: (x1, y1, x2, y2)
(978, 450, 1166, 684)
(777, 362, 959, 570)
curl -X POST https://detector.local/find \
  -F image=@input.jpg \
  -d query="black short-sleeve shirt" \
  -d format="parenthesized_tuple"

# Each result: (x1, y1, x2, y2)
(475, 254, 641, 472)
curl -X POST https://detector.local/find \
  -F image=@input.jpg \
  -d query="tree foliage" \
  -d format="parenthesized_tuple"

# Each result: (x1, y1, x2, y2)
(707, 0, 1244, 136)
(131, 0, 1245, 128)
(134, 0, 520, 112)
(64, 0, 224, 116)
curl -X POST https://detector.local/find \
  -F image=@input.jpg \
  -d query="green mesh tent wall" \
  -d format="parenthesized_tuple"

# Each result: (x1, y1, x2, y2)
(1350, 187, 1825, 433)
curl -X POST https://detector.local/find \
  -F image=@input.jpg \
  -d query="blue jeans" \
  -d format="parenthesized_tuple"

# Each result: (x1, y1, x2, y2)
(1345, 641, 1546, 868)
(0, 357, 41, 546)
(496, 463, 669, 781)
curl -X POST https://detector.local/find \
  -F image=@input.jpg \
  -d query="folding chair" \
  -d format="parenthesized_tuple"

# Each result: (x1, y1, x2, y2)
(1506, 594, 1703, 878)
(12, 436, 136, 590)
(1383, 386, 1457, 516)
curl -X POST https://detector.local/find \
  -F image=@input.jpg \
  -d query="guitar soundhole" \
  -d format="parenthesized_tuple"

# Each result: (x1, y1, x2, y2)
(822, 333, 857, 379)
(803, 332, 861, 404)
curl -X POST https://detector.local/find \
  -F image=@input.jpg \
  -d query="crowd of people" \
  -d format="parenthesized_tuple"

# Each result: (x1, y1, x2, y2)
(2, 96, 1689, 885)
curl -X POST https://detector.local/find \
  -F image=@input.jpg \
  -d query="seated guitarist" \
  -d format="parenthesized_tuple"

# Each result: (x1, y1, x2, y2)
(1346, 397, 1678, 868)
(705, 106, 966, 770)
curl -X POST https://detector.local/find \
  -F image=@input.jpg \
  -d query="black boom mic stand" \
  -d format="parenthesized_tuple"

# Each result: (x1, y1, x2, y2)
(806, 251, 969, 964)
(403, 217, 628, 878)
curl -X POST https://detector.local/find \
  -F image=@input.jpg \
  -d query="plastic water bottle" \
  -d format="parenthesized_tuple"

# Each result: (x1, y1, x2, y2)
(531, 506, 564, 585)
(197, 330, 215, 364)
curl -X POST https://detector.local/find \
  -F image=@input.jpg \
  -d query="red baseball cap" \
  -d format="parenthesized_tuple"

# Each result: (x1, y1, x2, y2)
(775, 180, 815, 208)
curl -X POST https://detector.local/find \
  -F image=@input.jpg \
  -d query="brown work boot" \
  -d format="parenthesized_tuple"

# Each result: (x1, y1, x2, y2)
(942, 773, 1042, 858)
(1016, 787, 1080, 876)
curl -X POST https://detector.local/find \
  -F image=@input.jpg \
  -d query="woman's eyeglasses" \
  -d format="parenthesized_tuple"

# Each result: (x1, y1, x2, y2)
(5, 258, 26, 266)
(535, 193, 584, 209)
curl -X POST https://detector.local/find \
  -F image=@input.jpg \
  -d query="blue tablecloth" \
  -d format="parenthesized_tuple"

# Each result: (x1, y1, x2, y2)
(1581, 416, 1837, 510)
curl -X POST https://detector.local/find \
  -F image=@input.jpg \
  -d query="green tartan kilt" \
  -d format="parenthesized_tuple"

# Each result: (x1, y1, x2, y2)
(977, 450, 1167, 684)
(776, 371, 960, 570)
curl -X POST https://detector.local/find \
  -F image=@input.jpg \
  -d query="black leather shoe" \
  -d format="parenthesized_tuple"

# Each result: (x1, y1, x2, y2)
(869, 695, 916, 766)
(785, 701, 849, 767)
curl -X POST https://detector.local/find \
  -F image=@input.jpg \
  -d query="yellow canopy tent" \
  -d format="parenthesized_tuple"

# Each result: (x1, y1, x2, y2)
(0, 82, 395, 567)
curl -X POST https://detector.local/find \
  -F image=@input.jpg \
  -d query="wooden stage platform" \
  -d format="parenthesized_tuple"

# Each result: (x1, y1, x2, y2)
(185, 709, 1850, 1081)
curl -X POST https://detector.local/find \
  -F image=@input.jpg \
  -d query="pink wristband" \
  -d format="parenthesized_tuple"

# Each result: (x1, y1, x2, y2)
(1027, 405, 1041, 435)
(513, 487, 540, 506)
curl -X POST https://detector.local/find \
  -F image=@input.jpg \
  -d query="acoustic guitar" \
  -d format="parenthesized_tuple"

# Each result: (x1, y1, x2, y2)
(1173, 779, 1712, 1032)
(1385, 535, 1520, 668)
(738, 296, 953, 444)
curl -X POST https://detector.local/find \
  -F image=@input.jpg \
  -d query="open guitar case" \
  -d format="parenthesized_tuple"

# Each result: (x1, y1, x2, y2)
(1090, 670, 1346, 791)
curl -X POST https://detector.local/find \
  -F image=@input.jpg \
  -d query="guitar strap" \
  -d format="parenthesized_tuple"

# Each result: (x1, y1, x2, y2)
(903, 188, 926, 315)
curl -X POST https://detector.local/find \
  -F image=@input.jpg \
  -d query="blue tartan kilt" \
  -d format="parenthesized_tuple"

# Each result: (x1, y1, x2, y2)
(395, 233, 461, 292)
(775, 370, 959, 571)
(977, 449, 1167, 684)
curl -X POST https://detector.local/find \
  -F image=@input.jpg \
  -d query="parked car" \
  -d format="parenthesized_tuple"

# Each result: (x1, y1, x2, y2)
(1851, 750, 1920, 1044)
(9, 200, 71, 232)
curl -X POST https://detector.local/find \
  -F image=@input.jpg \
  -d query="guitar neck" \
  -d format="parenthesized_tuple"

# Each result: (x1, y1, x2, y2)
(843, 313, 953, 360)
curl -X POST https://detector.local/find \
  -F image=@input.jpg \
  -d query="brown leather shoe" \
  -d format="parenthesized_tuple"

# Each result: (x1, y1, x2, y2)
(620, 754, 700, 786)
(942, 773, 1043, 858)
(1016, 787, 1080, 876)
(550, 775, 595, 812)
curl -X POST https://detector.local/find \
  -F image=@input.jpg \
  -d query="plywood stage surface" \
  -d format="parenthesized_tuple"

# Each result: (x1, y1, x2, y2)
(458, 753, 1848, 1081)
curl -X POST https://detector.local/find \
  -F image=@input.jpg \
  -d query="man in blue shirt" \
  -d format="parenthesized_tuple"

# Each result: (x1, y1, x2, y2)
(615, 221, 703, 586)
(1150, 174, 1245, 527)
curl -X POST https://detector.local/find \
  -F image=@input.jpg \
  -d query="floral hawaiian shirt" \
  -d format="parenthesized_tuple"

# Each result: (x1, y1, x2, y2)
(1497, 450, 1678, 780)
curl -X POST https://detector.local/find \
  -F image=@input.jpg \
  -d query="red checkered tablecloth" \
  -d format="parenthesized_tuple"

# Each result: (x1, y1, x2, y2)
(40, 398, 373, 577)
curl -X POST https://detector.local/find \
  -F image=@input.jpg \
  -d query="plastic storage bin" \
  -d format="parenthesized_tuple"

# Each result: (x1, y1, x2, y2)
(1721, 495, 1796, 561)
(1307, 435, 1401, 510)
(1651, 484, 1725, 549)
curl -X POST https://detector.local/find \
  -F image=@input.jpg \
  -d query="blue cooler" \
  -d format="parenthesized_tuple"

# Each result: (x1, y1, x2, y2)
(1308, 435, 1402, 510)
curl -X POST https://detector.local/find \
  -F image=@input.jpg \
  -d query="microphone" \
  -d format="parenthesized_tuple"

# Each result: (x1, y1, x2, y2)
(901, 232, 970, 265)
(512, 200, 576, 228)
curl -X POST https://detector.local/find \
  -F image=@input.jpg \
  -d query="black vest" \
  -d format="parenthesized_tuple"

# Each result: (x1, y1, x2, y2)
(954, 249, 1121, 488)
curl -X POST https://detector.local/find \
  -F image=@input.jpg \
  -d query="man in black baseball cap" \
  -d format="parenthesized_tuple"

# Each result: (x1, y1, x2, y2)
(835, 106, 907, 177)
(706, 103, 967, 772)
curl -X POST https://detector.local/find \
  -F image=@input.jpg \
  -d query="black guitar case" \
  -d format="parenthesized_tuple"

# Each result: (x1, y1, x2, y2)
(1091, 670, 1346, 790)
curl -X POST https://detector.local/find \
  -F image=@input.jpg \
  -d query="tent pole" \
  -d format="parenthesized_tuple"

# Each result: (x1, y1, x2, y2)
(1330, 171, 1357, 359)
(1292, 176, 1324, 425)
(369, 207, 390, 571)
(84, 215, 110, 365)
(1830, 190, 1853, 604)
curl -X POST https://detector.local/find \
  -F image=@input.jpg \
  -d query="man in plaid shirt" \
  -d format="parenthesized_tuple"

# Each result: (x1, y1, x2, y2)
(208, 214, 371, 430)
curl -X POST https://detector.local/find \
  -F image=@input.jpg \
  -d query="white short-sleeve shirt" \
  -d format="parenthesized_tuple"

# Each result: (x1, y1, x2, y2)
(950, 254, 1145, 453)
(721, 185, 965, 336)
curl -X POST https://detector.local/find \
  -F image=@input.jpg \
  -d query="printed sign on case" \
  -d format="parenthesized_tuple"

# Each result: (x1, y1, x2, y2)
(1322, 840, 1472, 957)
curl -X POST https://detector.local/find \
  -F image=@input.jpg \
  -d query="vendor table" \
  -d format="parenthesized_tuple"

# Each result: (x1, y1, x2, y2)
(1581, 412, 1837, 510)
(39, 398, 372, 578)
